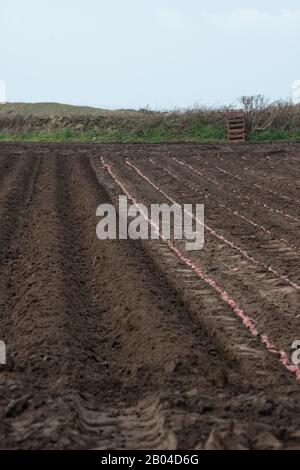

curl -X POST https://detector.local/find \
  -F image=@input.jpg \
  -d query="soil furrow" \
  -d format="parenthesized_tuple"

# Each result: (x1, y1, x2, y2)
(97, 156, 300, 357)
(158, 153, 300, 248)
(1, 142, 300, 450)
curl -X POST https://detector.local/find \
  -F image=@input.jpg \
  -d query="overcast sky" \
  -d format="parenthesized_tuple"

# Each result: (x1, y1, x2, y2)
(1, 0, 300, 109)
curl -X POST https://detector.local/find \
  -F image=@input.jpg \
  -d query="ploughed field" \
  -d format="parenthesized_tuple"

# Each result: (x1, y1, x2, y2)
(0, 142, 300, 450)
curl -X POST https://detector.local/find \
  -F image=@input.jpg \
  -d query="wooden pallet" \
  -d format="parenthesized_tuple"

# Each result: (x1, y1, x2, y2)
(226, 110, 245, 143)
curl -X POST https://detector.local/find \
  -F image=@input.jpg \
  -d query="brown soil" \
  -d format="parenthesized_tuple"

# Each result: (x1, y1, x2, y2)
(0, 141, 300, 450)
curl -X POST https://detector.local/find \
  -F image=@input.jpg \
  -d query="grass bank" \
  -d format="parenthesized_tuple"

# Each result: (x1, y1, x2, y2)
(0, 100, 299, 143)
(1, 128, 300, 144)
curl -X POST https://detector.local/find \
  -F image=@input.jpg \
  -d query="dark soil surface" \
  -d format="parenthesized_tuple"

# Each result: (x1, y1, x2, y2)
(0, 142, 299, 450)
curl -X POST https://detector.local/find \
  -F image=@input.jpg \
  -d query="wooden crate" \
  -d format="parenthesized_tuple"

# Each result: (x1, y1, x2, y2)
(226, 110, 245, 143)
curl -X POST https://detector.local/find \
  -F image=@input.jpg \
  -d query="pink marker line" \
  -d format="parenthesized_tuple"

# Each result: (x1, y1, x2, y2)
(126, 160, 300, 292)
(153, 160, 298, 250)
(152, 160, 272, 234)
(173, 157, 220, 187)
(216, 154, 225, 163)
(176, 157, 300, 224)
(243, 166, 300, 202)
(216, 165, 300, 205)
(99, 156, 300, 381)
(216, 166, 244, 182)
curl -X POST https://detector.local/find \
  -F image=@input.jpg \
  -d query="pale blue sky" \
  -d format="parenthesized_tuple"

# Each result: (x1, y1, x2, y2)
(1, 0, 300, 109)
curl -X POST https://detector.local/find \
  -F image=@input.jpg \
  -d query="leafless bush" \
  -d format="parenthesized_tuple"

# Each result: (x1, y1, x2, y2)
(240, 95, 300, 135)
(1, 99, 300, 136)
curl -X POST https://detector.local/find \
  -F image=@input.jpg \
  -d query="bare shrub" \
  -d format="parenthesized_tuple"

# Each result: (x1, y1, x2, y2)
(240, 95, 300, 135)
